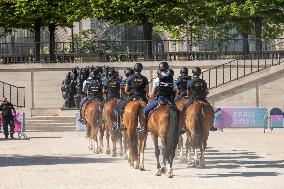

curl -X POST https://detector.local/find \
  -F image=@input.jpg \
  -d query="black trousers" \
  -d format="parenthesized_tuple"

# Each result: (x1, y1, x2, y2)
(3, 118, 15, 136)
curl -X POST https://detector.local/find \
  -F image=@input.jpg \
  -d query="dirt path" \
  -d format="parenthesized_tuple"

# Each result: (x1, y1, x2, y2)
(0, 129, 283, 189)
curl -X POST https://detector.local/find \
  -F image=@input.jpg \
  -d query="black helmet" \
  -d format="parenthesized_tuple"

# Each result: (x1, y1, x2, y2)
(180, 67, 188, 76)
(89, 71, 97, 80)
(159, 61, 169, 72)
(134, 63, 143, 73)
(192, 67, 201, 76)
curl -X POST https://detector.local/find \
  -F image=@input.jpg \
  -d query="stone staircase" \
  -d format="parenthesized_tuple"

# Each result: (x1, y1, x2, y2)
(25, 116, 76, 132)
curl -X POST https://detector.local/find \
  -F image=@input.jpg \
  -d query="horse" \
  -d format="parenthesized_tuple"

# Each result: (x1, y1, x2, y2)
(185, 101, 214, 168)
(175, 97, 189, 161)
(102, 98, 123, 157)
(148, 103, 183, 178)
(85, 100, 104, 154)
(122, 99, 147, 170)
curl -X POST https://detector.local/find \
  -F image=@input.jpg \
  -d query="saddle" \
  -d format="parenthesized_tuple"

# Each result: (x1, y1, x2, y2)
(148, 100, 174, 120)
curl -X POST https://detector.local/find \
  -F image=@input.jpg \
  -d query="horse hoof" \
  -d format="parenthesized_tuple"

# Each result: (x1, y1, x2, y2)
(99, 148, 103, 153)
(112, 153, 117, 157)
(168, 172, 173, 178)
(139, 166, 145, 171)
(94, 150, 99, 154)
(161, 167, 166, 173)
(156, 170, 161, 176)
(106, 149, 111, 155)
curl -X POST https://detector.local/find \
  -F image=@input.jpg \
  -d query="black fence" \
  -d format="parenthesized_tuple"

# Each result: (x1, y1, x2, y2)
(0, 81, 25, 107)
(201, 52, 284, 89)
(0, 38, 283, 64)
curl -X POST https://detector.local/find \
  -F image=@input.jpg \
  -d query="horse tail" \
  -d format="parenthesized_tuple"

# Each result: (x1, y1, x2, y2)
(165, 105, 179, 160)
(193, 103, 202, 148)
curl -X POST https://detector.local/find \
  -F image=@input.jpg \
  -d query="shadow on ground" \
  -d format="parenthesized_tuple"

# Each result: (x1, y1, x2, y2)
(0, 155, 118, 167)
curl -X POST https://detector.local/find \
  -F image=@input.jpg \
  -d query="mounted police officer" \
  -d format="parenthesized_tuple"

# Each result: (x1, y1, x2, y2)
(183, 67, 217, 131)
(137, 61, 178, 135)
(113, 63, 149, 131)
(100, 68, 121, 114)
(79, 70, 102, 123)
(175, 67, 191, 102)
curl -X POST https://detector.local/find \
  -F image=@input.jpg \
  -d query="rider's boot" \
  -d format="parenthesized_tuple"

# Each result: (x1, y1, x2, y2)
(137, 114, 147, 135)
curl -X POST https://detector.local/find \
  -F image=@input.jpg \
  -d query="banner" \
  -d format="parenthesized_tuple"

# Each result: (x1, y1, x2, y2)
(0, 112, 22, 132)
(270, 108, 284, 128)
(215, 107, 268, 128)
(76, 112, 86, 132)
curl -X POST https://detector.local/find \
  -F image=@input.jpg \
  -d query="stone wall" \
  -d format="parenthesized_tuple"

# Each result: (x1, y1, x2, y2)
(0, 59, 283, 117)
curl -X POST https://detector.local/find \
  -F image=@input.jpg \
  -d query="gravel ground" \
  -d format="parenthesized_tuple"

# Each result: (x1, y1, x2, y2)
(0, 129, 283, 189)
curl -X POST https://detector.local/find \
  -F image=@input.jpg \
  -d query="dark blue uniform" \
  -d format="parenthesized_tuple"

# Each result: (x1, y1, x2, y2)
(175, 75, 191, 102)
(182, 76, 208, 112)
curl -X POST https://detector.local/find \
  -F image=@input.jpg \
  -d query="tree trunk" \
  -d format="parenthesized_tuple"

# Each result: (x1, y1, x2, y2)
(34, 20, 41, 63)
(242, 33, 249, 56)
(255, 16, 262, 52)
(143, 21, 153, 60)
(49, 24, 56, 63)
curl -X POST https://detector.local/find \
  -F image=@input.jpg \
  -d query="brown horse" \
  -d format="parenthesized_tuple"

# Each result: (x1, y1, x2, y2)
(185, 101, 214, 167)
(122, 100, 147, 170)
(102, 99, 123, 157)
(175, 97, 189, 160)
(148, 104, 183, 178)
(85, 100, 103, 154)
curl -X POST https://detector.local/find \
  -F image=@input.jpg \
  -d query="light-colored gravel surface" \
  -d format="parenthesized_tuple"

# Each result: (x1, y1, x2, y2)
(0, 129, 283, 189)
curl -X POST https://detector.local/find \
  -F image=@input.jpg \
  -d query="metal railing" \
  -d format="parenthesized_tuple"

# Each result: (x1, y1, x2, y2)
(201, 52, 284, 89)
(0, 81, 25, 107)
(0, 38, 283, 63)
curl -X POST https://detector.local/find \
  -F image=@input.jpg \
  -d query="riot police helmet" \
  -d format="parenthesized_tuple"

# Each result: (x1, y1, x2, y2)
(159, 61, 169, 72)
(134, 63, 143, 73)
(192, 67, 201, 76)
(180, 67, 188, 76)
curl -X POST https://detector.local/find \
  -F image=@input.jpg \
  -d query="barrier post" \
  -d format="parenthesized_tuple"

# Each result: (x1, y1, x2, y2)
(18, 112, 29, 139)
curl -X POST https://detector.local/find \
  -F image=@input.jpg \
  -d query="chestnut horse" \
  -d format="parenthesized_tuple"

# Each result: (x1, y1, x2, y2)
(175, 97, 188, 160)
(148, 104, 182, 178)
(185, 101, 214, 167)
(122, 100, 147, 170)
(85, 100, 104, 154)
(102, 99, 123, 157)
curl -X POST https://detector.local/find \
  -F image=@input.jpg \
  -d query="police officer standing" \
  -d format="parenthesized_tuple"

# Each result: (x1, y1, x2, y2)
(0, 97, 16, 139)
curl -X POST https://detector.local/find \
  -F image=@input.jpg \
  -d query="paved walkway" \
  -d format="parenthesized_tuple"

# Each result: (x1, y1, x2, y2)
(0, 129, 283, 189)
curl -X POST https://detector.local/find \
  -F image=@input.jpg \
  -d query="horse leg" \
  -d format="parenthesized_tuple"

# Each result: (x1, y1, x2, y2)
(93, 127, 100, 154)
(160, 137, 167, 173)
(199, 139, 207, 168)
(105, 130, 111, 155)
(99, 127, 104, 153)
(122, 131, 128, 160)
(118, 132, 124, 157)
(152, 135, 161, 176)
(178, 136, 185, 162)
(193, 147, 199, 167)
(167, 154, 174, 178)
(88, 138, 93, 150)
(111, 132, 117, 157)
(138, 135, 146, 171)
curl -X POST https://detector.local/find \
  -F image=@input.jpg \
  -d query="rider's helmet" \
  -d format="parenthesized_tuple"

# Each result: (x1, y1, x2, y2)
(89, 71, 97, 80)
(134, 63, 143, 73)
(192, 67, 201, 76)
(180, 67, 188, 76)
(159, 61, 169, 72)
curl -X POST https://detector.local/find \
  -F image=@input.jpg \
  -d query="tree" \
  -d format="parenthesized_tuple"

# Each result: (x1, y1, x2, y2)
(0, 0, 92, 62)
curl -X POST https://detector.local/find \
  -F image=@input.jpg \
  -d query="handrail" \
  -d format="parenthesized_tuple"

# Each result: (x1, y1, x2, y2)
(0, 80, 25, 107)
